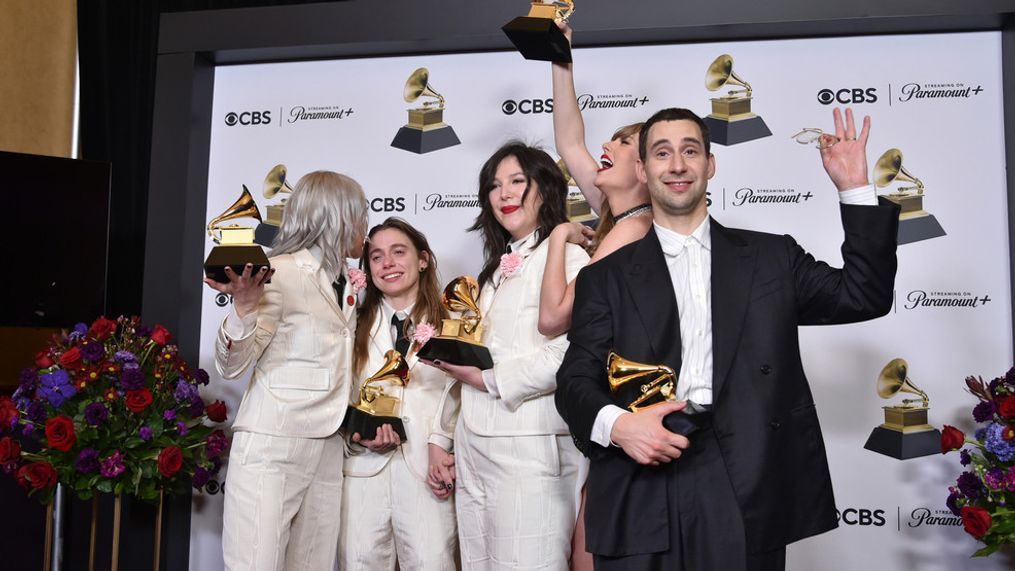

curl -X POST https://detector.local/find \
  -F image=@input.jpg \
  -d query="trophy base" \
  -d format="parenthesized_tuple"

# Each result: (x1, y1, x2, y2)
(254, 222, 279, 248)
(417, 337, 494, 369)
(502, 17, 572, 63)
(342, 407, 407, 442)
(703, 114, 772, 146)
(897, 213, 946, 245)
(204, 245, 270, 284)
(391, 125, 461, 154)
(863, 426, 942, 459)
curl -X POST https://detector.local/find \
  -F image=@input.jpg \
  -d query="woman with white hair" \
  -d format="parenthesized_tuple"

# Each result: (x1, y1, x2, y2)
(204, 170, 369, 570)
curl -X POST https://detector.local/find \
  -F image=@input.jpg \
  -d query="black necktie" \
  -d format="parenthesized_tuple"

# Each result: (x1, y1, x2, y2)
(391, 313, 410, 356)
(332, 275, 346, 304)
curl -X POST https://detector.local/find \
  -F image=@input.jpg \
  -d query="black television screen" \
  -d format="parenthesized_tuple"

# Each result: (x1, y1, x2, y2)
(1, 151, 111, 327)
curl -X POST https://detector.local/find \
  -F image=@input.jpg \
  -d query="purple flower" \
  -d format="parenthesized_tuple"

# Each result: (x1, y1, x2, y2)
(17, 368, 37, 395)
(989, 377, 1005, 396)
(957, 471, 984, 500)
(113, 351, 137, 363)
(163, 409, 176, 422)
(984, 423, 1015, 461)
(174, 379, 199, 404)
(209, 456, 222, 476)
(976, 427, 989, 442)
(985, 467, 1006, 489)
(99, 450, 125, 478)
(191, 466, 210, 489)
(193, 368, 210, 386)
(1006, 367, 1015, 385)
(1006, 467, 1015, 491)
(84, 403, 109, 426)
(37, 370, 76, 408)
(176, 421, 188, 436)
(119, 367, 145, 391)
(206, 431, 229, 458)
(959, 449, 972, 466)
(139, 426, 153, 441)
(973, 401, 996, 423)
(946, 490, 961, 517)
(188, 397, 205, 417)
(22, 424, 35, 437)
(135, 326, 152, 338)
(80, 341, 105, 362)
(26, 402, 46, 424)
(75, 448, 100, 473)
(68, 323, 88, 341)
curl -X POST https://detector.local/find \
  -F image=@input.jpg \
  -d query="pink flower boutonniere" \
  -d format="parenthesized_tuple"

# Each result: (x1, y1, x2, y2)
(499, 252, 523, 278)
(348, 268, 367, 294)
(411, 322, 437, 352)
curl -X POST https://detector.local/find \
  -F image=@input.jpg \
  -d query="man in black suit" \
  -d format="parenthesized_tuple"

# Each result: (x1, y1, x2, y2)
(556, 107, 899, 570)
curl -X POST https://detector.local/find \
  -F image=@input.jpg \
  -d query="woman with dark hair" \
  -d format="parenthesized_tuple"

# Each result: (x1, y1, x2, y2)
(204, 170, 368, 570)
(338, 217, 458, 571)
(427, 142, 590, 569)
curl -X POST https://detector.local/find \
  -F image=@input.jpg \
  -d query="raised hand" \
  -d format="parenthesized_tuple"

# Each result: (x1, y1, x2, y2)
(819, 107, 871, 192)
(202, 263, 274, 317)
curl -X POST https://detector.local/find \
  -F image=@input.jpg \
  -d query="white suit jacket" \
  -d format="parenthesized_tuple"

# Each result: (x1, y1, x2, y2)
(215, 249, 356, 438)
(343, 312, 457, 481)
(458, 235, 588, 436)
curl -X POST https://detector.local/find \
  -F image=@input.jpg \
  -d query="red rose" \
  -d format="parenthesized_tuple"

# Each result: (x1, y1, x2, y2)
(0, 436, 22, 464)
(206, 400, 228, 423)
(125, 389, 153, 413)
(961, 506, 993, 539)
(997, 396, 1015, 420)
(34, 351, 54, 369)
(45, 416, 76, 452)
(16, 462, 57, 490)
(0, 396, 19, 431)
(151, 325, 171, 346)
(88, 316, 117, 341)
(58, 347, 83, 369)
(157, 446, 184, 478)
(941, 425, 965, 453)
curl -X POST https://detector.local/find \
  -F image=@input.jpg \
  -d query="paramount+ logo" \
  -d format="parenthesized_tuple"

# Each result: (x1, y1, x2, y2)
(224, 110, 272, 126)
(835, 507, 886, 527)
(817, 88, 878, 105)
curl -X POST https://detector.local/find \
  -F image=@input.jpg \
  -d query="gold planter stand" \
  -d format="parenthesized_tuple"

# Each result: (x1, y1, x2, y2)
(78, 491, 165, 571)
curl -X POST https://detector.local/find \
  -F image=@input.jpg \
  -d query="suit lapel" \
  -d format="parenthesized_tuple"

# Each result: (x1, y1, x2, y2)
(709, 219, 757, 401)
(622, 228, 682, 368)
(294, 249, 346, 323)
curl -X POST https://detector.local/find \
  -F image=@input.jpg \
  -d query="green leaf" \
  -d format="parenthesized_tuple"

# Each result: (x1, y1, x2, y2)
(973, 543, 1000, 557)
(96, 480, 112, 493)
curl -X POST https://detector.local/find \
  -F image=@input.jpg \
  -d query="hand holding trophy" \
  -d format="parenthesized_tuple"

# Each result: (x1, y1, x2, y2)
(502, 1, 575, 63)
(607, 352, 709, 437)
(203, 185, 272, 284)
(416, 276, 494, 369)
(343, 349, 412, 442)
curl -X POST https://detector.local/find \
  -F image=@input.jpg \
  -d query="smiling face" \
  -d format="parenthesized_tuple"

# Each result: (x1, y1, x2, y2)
(637, 119, 715, 229)
(488, 154, 544, 241)
(366, 227, 428, 305)
(594, 131, 642, 193)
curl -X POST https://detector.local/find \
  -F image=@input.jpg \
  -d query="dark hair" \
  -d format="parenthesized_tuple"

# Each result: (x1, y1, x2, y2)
(353, 217, 448, 376)
(468, 142, 568, 287)
(638, 108, 711, 162)
(590, 122, 645, 253)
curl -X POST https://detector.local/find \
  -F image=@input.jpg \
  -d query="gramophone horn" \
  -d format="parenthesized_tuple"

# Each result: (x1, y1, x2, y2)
(876, 358, 929, 403)
(607, 351, 676, 392)
(403, 67, 445, 107)
(263, 164, 294, 199)
(360, 349, 411, 404)
(873, 148, 925, 191)
(705, 54, 752, 94)
(207, 185, 263, 242)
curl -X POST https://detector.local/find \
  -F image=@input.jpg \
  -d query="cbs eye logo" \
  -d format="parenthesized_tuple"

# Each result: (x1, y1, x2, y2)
(817, 88, 878, 105)
(224, 110, 272, 126)
(214, 293, 233, 308)
(502, 98, 554, 115)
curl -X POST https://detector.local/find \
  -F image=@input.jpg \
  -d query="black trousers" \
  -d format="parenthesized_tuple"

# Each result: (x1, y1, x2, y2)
(593, 424, 786, 571)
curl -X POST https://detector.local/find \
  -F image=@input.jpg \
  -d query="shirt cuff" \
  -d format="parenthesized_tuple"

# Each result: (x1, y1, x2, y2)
(428, 433, 453, 452)
(590, 405, 629, 448)
(224, 306, 258, 340)
(837, 183, 877, 206)
(481, 368, 500, 397)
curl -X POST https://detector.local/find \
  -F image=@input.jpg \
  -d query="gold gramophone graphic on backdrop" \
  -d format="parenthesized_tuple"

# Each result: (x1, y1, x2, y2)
(607, 352, 708, 436)
(557, 158, 596, 224)
(203, 185, 271, 283)
(390, 67, 461, 154)
(416, 276, 494, 369)
(874, 148, 946, 245)
(863, 358, 942, 460)
(253, 163, 294, 247)
(702, 54, 772, 146)
(502, 1, 576, 63)
(342, 349, 411, 441)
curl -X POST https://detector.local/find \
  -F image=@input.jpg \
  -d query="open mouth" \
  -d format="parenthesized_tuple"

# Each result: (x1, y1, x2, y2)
(380, 272, 404, 282)
(501, 205, 520, 215)
(598, 155, 614, 172)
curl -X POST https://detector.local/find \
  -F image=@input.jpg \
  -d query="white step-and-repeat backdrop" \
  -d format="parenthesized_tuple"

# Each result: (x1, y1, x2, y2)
(189, 31, 1011, 570)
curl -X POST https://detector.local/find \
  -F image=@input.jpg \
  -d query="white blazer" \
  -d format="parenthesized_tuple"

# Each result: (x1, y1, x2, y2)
(458, 235, 589, 436)
(343, 312, 456, 481)
(215, 249, 356, 438)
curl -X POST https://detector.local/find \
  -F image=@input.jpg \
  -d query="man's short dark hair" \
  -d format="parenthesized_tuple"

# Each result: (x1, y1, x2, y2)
(638, 108, 711, 162)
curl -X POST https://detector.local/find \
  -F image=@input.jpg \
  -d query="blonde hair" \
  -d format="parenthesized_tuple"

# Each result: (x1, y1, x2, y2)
(271, 170, 368, 280)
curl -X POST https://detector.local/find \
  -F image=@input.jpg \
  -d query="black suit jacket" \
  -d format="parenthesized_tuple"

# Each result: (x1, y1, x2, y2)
(555, 201, 899, 557)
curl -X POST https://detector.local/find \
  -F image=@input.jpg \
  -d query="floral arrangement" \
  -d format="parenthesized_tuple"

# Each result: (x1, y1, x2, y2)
(499, 252, 523, 278)
(942, 369, 1015, 556)
(0, 316, 228, 504)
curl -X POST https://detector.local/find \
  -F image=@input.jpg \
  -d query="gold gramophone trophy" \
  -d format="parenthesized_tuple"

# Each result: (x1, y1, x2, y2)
(557, 158, 596, 224)
(502, 1, 575, 63)
(863, 358, 942, 459)
(390, 67, 461, 154)
(607, 352, 706, 436)
(342, 349, 411, 441)
(253, 163, 293, 247)
(874, 148, 946, 245)
(702, 54, 772, 146)
(203, 185, 271, 283)
(416, 276, 494, 369)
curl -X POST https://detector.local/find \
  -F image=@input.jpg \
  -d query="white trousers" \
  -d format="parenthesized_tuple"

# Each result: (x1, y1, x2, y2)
(339, 452, 458, 570)
(454, 422, 586, 570)
(223, 430, 345, 571)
